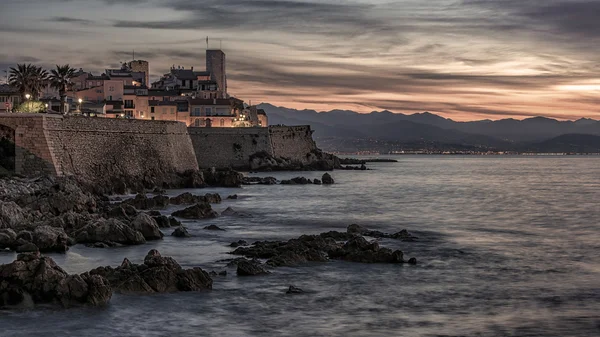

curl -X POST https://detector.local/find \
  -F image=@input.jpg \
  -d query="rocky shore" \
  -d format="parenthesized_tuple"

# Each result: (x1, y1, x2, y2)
(1, 170, 418, 310)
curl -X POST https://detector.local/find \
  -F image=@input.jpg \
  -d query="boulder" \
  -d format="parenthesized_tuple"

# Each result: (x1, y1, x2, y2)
(286, 285, 305, 294)
(130, 213, 163, 241)
(153, 215, 171, 228)
(227, 194, 238, 200)
(322, 173, 334, 185)
(0, 201, 26, 229)
(16, 242, 39, 253)
(229, 240, 248, 248)
(75, 218, 146, 245)
(107, 204, 138, 220)
(236, 259, 270, 276)
(0, 228, 17, 249)
(171, 225, 191, 238)
(0, 253, 112, 308)
(15, 178, 96, 216)
(170, 192, 221, 205)
(203, 169, 244, 188)
(221, 207, 252, 218)
(89, 250, 212, 294)
(204, 224, 225, 231)
(313, 179, 322, 185)
(123, 194, 170, 210)
(32, 226, 69, 253)
(346, 224, 417, 241)
(172, 202, 218, 219)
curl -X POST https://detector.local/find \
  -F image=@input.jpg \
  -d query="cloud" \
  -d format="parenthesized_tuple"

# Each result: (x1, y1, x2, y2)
(46, 16, 97, 25)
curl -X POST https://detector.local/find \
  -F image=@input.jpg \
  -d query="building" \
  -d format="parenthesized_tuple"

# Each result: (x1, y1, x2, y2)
(0, 84, 20, 113)
(128, 60, 150, 86)
(206, 50, 227, 99)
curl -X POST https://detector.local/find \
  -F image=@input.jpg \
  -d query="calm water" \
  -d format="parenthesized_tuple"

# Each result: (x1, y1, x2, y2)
(1, 156, 600, 337)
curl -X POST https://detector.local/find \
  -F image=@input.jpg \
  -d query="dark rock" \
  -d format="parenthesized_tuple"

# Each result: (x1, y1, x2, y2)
(347, 224, 367, 234)
(152, 187, 166, 194)
(130, 213, 163, 241)
(16, 230, 33, 243)
(286, 285, 304, 294)
(107, 204, 139, 220)
(15, 178, 97, 216)
(16, 242, 38, 253)
(88, 250, 212, 294)
(408, 257, 417, 265)
(75, 218, 146, 246)
(0, 228, 17, 249)
(203, 169, 243, 188)
(0, 201, 26, 228)
(170, 192, 222, 205)
(227, 194, 238, 200)
(347, 224, 417, 241)
(204, 224, 225, 231)
(153, 215, 171, 228)
(180, 170, 206, 188)
(313, 179, 322, 185)
(168, 216, 182, 227)
(123, 194, 170, 210)
(229, 240, 248, 248)
(221, 207, 252, 218)
(322, 173, 334, 185)
(146, 210, 161, 217)
(218, 270, 227, 276)
(236, 259, 270, 276)
(172, 202, 218, 219)
(0, 253, 112, 308)
(32, 226, 69, 253)
(171, 225, 191, 238)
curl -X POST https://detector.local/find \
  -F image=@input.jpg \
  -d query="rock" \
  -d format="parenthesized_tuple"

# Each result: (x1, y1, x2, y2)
(0, 253, 111, 308)
(0, 201, 26, 229)
(130, 213, 163, 241)
(180, 170, 206, 188)
(408, 257, 417, 265)
(146, 210, 162, 217)
(322, 173, 334, 185)
(347, 224, 367, 235)
(172, 202, 218, 219)
(32, 226, 69, 253)
(221, 207, 252, 218)
(236, 259, 270, 276)
(204, 224, 225, 231)
(170, 192, 222, 205)
(313, 179, 322, 185)
(75, 218, 146, 246)
(89, 250, 212, 294)
(227, 194, 238, 200)
(347, 224, 417, 241)
(44, 212, 97, 237)
(123, 194, 170, 210)
(286, 285, 304, 294)
(168, 216, 181, 227)
(218, 270, 227, 276)
(171, 225, 191, 238)
(16, 230, 33, 243)
(229, 240, 248, 248)
(153, 215, 171, 228)
(15, 178, 97, 216)
(203, 169, 243, 188)
(107, 204, 138, 220)
(16, 242, 38, 253)
(0, 228, 17, 249)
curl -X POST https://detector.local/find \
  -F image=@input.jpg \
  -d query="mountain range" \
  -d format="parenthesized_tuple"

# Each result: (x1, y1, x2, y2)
(258, 103, 600, 153)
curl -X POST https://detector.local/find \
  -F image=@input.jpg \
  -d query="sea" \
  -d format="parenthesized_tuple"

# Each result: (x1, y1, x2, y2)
(1, 156, 599, 337)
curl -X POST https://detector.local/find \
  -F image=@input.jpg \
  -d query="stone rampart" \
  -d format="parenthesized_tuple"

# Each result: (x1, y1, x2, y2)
(188, 127, 272, 169)
(269, 125, 317, 163)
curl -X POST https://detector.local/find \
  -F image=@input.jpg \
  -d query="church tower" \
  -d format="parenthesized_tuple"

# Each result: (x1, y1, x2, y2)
(206, 49, 227, 98)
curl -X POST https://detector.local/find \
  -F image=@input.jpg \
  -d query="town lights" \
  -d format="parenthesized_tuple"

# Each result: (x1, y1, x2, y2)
(25, 94, 30, 100)
(25, 94, 31, 112)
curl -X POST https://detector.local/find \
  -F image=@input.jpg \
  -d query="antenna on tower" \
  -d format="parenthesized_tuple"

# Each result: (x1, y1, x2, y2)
(132, 49, 135, 61)
(206, 36, 209, 50)
(220, 39, 222, 50)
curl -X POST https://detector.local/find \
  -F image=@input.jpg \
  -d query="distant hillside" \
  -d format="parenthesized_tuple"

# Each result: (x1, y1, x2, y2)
(522, 134, 600, 153)
(260, 103, 600, 153)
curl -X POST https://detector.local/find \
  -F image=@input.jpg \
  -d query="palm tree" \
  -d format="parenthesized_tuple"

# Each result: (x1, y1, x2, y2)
(8, 64, 48, 102)
(49, 65, 76, 114)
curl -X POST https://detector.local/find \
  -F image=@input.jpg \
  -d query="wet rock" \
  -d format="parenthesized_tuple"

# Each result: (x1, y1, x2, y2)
(218, 270, 227, 276)
(203, 169, 243, 188)
(16, 242, 38, 253)
(0, 253, 112, 308)
(286, 285, 304, 294)
(204, 224, 225, 231)
(32, 226, 69, 253)
(16, 230, 33, 243)
(408, 257, 417, 265)
(153, 215, 171, 228)
(146, 210, 162, 217)
(44, 212, 98, 237)
(75, 218, 146, 246)
(221, 207, 252, 218)
(170, 192, 222, 205)
(236, 259, 270, 276)
(89, 250, 212, 294)
(107, 204, 139, 220)
(242, 176, 277, 185)
(15, 178, 97, 216)
(123, 194, 170, 210)
(322, 173, 334, 185)
(172, 203, 218, 219)
(168, 217, 181, 227)
(229, 240, 248, 248)
(0, 228, 17, 249)
(227, 194, 238, 200)
(313, 179, 322, 185)
(171, 225, 191, 238)
(0, 201, 26, 228)
(347, 224, 417, 241)
(130, 213, 163, 241)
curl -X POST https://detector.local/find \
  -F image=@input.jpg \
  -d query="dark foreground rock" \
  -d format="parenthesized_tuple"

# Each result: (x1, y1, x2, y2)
(89, 249, 212, 293)
(281, 177, 313, 185)
(0, 252, 111, 308)
(204, 224, 225, 231)
(242, 176, 278, 185)
(347, 224, 418, 241)
(171, 225, 191, 238)
(170, 192, 222, 205)
(123, 194, 170, 210)
(322, 173, 334, 185)
(232, 231, 414, 267)
(287, 285, 305, 294)
(75, 218, 146, 246)
(172, 203, 218, 219)
(236, 259, 270, 276)
(129, 213, 163, 241)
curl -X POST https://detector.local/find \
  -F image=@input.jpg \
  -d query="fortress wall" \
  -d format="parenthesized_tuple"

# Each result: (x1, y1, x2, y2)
(269, 125, 317, 163)
(45, 117, 198, 180)
(188, 127, 273, 169)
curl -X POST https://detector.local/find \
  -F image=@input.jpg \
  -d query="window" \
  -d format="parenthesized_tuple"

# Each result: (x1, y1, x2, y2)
(96, 89, 102, 93)
(151, 116, 155, 120)
(194, 119, 201, 127)
(109, 86, 114, 92)
(220, 118, 225, 127)
(193, 107, 201, 116)
(0, 97, 5, 103)
(162, 108, 167, 114)
(151, 107, 155, 113)
(205, 107, 212, 115)
(124, 100, 134, 109)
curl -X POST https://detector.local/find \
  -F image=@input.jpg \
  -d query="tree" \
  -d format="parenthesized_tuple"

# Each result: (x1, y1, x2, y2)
(49, 64, 76, 114)
(8, 64, 48, 101)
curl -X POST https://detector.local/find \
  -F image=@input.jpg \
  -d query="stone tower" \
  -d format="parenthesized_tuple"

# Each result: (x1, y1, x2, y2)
(128, 60, 149, 86)
(206, 50, 227, 98)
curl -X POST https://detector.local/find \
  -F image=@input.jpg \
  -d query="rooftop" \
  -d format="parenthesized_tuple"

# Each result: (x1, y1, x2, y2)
(0, 84, 18, 94)
(189, 98, 231, 106)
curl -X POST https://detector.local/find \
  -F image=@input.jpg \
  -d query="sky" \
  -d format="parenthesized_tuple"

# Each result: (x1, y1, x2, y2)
(0, 0, 599, 121)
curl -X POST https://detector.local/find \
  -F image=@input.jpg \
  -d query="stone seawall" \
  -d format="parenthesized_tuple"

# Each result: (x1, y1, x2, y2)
(0, 114, 198, 181)
(188, 127, 273, 169)
(269, 125, 317, 164)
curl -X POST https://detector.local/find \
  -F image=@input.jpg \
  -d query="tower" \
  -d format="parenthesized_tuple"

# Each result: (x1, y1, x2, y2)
(206, 50, 227, 98)
(128, 60, 150, 86)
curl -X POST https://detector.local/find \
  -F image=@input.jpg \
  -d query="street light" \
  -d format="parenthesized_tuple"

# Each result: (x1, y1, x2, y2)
(78, 98, 83, 113)
(25, 94, 31, 112)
